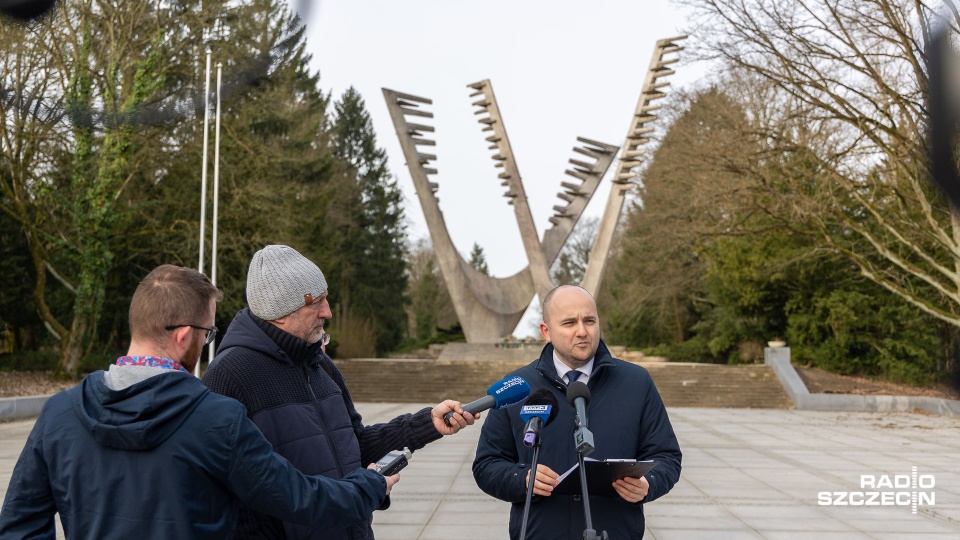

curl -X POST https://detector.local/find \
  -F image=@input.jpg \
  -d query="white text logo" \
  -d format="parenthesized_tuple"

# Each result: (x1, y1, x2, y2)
(817, 466, 935, 514)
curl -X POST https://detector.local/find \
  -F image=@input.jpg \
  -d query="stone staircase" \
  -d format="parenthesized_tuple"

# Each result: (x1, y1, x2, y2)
(642, 362, 792, 408)
(333, 354, 792, 409)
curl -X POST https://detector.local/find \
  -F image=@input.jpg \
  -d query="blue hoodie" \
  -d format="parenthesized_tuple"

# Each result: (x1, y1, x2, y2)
(0, 367, 387, 539)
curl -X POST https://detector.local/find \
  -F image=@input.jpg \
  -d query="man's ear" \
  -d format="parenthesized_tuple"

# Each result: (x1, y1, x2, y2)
(173, 326, 192, 346)
(540, 322, 551, 342)
(272, 315, 288, 327)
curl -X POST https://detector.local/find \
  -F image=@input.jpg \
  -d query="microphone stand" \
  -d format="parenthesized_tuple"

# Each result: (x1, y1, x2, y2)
(574, 412, 608, 540)
(519, 436, 541, 540)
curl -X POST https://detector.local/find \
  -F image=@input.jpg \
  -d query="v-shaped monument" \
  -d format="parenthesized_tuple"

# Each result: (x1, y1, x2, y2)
(383, 36, 686, 343)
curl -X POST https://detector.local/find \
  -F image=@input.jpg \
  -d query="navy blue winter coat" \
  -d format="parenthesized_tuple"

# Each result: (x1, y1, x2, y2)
(203, 309, 441, 540)
(0, 369, 386, 540)
(473, 341, 682, 539)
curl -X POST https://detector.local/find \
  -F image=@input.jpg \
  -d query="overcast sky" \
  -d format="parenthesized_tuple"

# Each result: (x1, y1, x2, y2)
(301, 0, 709, 336)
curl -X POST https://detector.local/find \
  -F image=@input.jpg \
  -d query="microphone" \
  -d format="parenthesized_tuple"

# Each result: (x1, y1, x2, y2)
(517, 389, 559, 540)
(519, 389, 559, 447)
(566, 381, 595, 456)
(443, 376, 531, 426)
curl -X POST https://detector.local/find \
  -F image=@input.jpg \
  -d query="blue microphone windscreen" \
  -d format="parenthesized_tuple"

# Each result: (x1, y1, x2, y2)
(519, 404, 553, 422)
(519, 388, 559, 423)
(488, 376, 531, 408)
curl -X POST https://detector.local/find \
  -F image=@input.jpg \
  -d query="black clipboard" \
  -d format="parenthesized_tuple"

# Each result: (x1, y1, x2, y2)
(553, 458, 659, 497)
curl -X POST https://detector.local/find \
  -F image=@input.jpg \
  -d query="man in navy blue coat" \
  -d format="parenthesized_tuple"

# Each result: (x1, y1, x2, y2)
(203, 244, 476, 540)
(473, 284, 682, 539)
(0, 265, 397, 540)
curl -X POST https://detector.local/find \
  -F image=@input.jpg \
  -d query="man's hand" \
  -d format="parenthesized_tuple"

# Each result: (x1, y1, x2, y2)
(367, 464, 400, 496)
(613, 475, 649, 503)
(431, 400, 478, 435)
(524, 464, 559, 497)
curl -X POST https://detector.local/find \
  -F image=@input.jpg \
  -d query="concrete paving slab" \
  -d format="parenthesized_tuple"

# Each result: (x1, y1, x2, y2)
(761, 533, 874, 540)
(2, 405, 959, 539)
(648, 529, 764, 540)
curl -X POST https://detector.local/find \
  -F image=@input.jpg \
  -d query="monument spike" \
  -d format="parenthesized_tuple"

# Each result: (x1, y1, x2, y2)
(406, 123, 435, 132)
(569, 159, 595, 170)
(572, 146, 604, 159)
(577, 136, 614, 148)
(468, 79, 555, 302)
(383, 86, 536, 343)
(580, 35, 687, 296)
(393, 91, 432, 104)
(540, 136, 619, 263)
(402, 108, 434, 119)
(565, 169, 591, 181)
(561, 181, 584, 193)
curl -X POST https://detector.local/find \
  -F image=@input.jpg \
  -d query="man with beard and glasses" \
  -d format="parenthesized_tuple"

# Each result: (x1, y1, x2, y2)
(203, 245, 477, 540)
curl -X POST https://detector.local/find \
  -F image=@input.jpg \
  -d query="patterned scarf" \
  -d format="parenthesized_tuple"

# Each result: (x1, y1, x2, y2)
(115, 355, 189, 373)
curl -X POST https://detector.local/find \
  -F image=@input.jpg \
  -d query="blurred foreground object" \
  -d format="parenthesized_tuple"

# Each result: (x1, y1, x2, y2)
(929, 20, 960, 208)
(0, 0, 56, 21)
(928, 19, 960, 393)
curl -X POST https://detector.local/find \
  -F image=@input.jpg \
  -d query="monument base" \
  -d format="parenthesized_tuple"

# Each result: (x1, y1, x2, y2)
(436, 342, 543, 363)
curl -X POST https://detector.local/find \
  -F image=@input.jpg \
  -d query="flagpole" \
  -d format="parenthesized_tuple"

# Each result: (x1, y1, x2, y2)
(195, 46, 212, 377)
(208, 62, 223, 370)
(199, 46, 212, 276)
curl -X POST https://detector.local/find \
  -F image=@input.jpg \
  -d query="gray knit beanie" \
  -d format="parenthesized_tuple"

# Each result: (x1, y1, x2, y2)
(246, 245, 328, 320)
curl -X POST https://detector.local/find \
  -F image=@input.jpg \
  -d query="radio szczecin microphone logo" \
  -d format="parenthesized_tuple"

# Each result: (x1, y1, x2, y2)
(817, 466, 935, 514)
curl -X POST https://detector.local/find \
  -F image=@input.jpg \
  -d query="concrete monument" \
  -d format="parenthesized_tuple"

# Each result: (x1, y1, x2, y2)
(383, 36, 686, 342)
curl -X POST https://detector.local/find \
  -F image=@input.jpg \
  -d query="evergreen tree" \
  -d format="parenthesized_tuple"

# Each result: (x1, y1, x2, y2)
(468, 242, 490, 276)
(328, 87, 408, 355)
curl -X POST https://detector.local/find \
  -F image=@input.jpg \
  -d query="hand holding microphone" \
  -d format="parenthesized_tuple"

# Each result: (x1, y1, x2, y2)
(439, 376, 531, 430)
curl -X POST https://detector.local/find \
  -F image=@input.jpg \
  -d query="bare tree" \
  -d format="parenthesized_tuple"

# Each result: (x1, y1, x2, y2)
(0, 21, 71, 352)
(0, 0, 278, 376)
(551, 217, 599, 285)
(683, 0, 960, 326)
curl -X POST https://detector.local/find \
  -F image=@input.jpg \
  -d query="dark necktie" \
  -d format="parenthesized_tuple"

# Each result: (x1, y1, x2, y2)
(565, 369, 583, 386)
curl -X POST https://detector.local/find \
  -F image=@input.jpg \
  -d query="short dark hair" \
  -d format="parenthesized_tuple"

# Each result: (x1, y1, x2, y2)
(129, 265, 223, 347)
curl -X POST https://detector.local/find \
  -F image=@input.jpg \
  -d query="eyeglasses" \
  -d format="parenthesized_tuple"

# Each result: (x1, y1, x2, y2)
(166, 324, 218, 345)
(319, 330, 331, 348)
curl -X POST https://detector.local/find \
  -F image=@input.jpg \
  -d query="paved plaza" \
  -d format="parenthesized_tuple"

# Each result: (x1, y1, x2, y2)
(2, 405, 959, 539)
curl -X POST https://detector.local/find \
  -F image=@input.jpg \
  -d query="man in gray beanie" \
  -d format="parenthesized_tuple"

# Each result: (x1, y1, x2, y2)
(203, 245, 476, 540)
